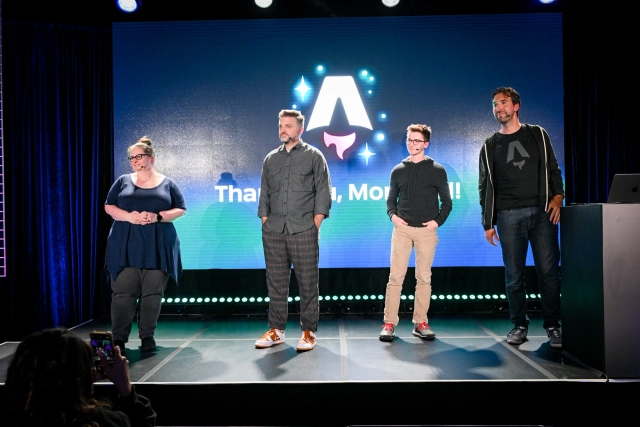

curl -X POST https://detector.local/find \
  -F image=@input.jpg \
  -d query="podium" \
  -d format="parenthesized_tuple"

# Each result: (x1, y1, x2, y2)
(561, 204, 640, 378)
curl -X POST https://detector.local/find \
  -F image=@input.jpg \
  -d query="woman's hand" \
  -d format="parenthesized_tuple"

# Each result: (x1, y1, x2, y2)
(105, 205, 148, 225)
(138, 211, 161, 224)
(131, 211, 156, 225)
(95, 345, 132, 397)
(127, 211, 150, 225)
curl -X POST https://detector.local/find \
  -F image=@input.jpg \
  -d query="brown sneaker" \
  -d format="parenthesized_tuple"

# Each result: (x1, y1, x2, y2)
(255, 328, 285, 348)
(295, 330, 317, 351)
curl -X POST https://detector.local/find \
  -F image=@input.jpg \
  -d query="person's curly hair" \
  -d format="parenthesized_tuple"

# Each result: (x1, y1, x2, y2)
(1, 328, 110, 426)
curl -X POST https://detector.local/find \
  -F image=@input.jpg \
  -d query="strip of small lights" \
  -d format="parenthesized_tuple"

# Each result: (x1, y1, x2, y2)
(159, 294, 547, 304)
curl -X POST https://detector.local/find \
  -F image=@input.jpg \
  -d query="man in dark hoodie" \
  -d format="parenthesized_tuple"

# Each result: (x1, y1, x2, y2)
(479, 86, 564, 348)
(379, 124, 452, 342)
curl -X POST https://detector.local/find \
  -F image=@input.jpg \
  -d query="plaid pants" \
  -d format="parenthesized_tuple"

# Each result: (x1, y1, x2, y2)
(262, 225, 319, 332)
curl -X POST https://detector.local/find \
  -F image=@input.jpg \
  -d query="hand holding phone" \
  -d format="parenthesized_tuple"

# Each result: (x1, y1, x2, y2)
(90, 331, 114, 374)
(91, 333, 133, 396)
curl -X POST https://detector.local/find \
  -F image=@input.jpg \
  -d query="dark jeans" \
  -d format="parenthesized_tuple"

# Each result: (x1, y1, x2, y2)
(111, 267, 168, 342)
(497, 207, 561, 329)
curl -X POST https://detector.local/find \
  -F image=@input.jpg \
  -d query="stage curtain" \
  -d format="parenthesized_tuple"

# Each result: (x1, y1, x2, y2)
(562, 7, 637, 204)
(0, 21, 113, 341)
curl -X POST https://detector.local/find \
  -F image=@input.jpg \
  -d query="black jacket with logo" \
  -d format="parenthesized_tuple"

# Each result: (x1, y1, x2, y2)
(478, 123, 564, 231)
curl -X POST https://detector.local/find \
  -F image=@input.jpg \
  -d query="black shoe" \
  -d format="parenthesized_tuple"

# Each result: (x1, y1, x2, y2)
(507, 326, 528, 345)
(546, 326, 563, 348)
(140, 336, 156, 352)
(114, 340, 127, 355)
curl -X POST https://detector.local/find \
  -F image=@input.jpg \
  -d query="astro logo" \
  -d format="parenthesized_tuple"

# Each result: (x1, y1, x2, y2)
(306, 76, 372, 159)
(507, 140, 530, 170)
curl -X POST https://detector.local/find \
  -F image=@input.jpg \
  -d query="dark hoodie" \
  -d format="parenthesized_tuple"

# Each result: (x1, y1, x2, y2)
(386, 156, 452, 227)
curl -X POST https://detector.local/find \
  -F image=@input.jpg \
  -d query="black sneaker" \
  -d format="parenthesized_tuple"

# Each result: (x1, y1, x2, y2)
(140, 336, 157, 352)
(546, 326, 562, 348)
(114, 340, 126, 355)
(507, 326, 528, 345)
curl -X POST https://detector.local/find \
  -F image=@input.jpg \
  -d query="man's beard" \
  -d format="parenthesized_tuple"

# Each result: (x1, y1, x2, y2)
(280, 134, 297, 143)
(496, 113, 512, 124)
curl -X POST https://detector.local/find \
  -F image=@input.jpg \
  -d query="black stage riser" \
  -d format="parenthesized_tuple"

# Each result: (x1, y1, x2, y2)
(87, 381, 634, 426)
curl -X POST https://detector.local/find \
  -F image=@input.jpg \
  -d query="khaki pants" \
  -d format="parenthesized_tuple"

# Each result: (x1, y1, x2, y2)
(384, 224, 438, 326)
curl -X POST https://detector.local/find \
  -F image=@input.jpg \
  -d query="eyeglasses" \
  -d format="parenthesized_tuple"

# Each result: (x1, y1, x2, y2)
(406, 138, 427, 145)
(128, 154, 149, 161)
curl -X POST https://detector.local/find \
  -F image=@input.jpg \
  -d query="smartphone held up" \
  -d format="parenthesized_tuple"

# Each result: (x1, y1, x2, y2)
(90, 331, 115, 374)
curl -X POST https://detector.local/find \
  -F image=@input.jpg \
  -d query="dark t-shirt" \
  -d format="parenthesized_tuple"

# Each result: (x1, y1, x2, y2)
(492, 127, 539, 210)
(105, 174, 186, 283)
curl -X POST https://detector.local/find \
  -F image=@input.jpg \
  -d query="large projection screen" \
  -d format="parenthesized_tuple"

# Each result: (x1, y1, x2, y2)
(112, 13, 564, 270)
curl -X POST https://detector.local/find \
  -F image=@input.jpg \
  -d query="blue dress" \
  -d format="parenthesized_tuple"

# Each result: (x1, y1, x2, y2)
(105, 174, 186, 284)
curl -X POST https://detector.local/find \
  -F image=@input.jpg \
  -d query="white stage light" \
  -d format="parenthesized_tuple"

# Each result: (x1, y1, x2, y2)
(117, 0, 139, 13)
(382, 0, 400, 7)
(255, 0, 273, 8)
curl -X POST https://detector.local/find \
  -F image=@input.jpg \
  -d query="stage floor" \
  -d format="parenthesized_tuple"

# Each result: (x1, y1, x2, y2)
(0, 312, 636, 426)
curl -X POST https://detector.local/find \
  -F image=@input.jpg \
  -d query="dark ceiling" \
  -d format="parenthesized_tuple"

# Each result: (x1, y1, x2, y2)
(3, 0, 571, 25)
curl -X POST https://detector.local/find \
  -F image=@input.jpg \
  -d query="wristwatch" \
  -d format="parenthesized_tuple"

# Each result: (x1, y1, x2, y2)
(156, 213, 163, 222)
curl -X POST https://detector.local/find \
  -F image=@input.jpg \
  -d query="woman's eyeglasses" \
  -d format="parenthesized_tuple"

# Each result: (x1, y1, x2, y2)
(128, 154, 149, 161)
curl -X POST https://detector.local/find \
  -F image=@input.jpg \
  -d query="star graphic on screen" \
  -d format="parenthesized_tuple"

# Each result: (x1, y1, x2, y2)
(295, 76, 311, 101)
(358, 142, 375, 165)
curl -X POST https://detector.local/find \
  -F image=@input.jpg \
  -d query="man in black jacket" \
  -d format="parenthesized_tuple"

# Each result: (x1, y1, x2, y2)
(379, 124, 452, 342)
(479, 87, 564, 348)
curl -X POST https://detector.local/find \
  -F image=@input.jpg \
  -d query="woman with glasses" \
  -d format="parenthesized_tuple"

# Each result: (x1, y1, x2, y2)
(104, 136, 186, 355)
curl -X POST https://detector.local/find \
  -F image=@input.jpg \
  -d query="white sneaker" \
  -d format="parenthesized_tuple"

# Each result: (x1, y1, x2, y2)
(296, 330, 317, 351)
(412, 322, 436, 340)
(255, 328, 285, 348)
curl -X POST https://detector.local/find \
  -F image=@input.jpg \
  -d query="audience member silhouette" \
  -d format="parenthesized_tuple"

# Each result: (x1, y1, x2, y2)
(1, 327, 157, 427)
